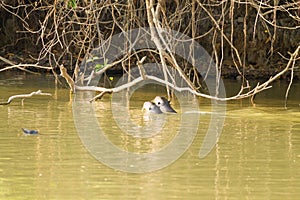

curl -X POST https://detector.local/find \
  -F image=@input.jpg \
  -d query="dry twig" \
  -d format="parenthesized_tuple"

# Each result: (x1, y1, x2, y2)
(0, 90, 52, 105)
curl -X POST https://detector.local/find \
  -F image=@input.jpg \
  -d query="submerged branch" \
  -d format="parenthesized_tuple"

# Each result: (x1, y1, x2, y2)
(59, 65, 75, 93)
(284, 46, 300, 108)
(0, 90, 52, 105)
(75, 74, 270, 102)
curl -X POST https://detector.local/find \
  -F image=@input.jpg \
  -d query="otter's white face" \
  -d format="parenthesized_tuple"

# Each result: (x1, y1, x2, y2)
(142, 101, 153, 111)
(142, 101, 162, 114)
(153, 96, 167, 107)
(152, 96, 177, 113)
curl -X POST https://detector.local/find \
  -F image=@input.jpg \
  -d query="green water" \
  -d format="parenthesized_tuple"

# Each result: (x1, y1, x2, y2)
(0, 73, 299, 199)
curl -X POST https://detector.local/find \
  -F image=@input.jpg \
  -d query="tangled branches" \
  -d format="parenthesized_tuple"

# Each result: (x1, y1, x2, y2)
(0, 0, 299, 102)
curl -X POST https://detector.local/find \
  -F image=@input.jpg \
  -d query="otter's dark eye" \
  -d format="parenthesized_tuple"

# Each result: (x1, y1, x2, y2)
(158, 102, 161, 105)
(149, 107, 152, 110)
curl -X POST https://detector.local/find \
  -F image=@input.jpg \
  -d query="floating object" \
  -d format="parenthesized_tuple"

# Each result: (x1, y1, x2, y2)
(152, 96, 177, 113)
(142, 101, 163, 114)
(21, 128, 38, 135)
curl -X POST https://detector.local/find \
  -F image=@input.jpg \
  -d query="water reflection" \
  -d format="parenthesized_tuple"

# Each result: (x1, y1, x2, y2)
(73, 89, 201, 173)
(0, 74, 299, 199)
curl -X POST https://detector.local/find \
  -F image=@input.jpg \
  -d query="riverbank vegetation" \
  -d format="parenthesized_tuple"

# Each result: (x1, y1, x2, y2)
(0, 0, 299, 103)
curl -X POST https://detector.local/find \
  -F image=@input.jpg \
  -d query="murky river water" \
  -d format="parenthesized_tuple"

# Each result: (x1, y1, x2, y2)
(0, 73, 299, 199)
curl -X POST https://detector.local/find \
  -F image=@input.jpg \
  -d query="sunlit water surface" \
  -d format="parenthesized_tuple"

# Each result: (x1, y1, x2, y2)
(0, 73, 299, 199)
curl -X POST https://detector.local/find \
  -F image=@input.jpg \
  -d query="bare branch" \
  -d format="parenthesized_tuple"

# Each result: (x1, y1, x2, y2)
(0, 56, 50, 74)
(0, 90, 52, 105)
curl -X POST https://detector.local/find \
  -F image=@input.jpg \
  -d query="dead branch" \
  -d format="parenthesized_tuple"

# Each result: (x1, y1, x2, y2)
(0, 90, 52, 105)
(59, 65, 75, 93)
(284, 46, 300, 108)
(0, 55, 51, 74)
(145, 0, 171, 98)
(75, 74, 270, 102)
(145, 0, 198, 100)
(137, 56, 147, 80)
(73, 45, 299, 102)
